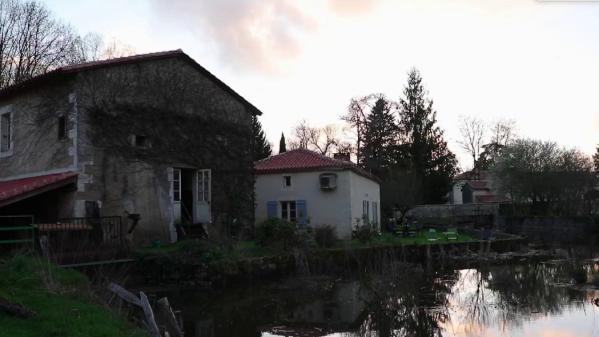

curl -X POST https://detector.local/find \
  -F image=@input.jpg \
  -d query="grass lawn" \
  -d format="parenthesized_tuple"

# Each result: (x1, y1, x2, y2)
(339, 231, 476, 249)
(0, 255, 147, 337)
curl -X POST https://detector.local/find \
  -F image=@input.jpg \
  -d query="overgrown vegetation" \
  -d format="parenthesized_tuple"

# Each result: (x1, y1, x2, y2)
(255, 218, 300, 250)
(494, 139, 597, 216)
(0, 254, 146, 337)
(353, 223, 376, 243)
(138, 226, 476, 265)
(340, 70, 458, 217)
(313, 225, 337, 248)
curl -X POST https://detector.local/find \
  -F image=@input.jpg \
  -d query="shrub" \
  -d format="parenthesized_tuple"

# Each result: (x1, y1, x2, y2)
(354, 224, 375, 243)
(295, 229, 317, 249)
(313, 225, 337, 248)
(567, 264, 588, 284)
(255, 218, 298, 249)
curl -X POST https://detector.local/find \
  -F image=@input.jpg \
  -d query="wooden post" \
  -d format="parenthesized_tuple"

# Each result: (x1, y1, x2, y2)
(108, 283, 141, 307)
(157, 297, 184, 337)
(140, 292, 162, 337)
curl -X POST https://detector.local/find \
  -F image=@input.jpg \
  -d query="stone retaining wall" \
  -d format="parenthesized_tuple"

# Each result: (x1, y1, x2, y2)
(497, 216, 599, 245)
(132, 238, 523, 288)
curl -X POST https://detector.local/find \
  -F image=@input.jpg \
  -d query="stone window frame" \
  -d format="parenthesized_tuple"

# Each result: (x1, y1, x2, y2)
(0, 105, 14, 158)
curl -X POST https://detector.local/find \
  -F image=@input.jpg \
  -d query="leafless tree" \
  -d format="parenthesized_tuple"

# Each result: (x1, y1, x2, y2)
(72, 34, 137, 63)
(288, 120, 345, 156)
(490, 118, 517, 147)
(72, 33, 104, 62)
(101, 37, 136, 59)
(0, 0, 81, 88)
(341, 94, 382, 164)
(457, 115, 486, 168)
(288, 119, 316, 150)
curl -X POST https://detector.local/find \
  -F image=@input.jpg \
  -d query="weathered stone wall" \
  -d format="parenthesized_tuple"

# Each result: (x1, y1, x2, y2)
(497, 216, 599, 245)
(0, 56, 256, 244)
(404, 203, 499, 227)
(0, 79, 76, 178)
(74, 57, 255, 244)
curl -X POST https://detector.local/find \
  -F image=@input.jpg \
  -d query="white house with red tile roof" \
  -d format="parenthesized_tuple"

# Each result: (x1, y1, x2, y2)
(449, 169, 510, 204)
(254, 149, 381, 239)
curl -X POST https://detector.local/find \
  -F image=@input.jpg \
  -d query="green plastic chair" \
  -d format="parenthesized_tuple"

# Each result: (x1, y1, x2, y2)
(444, 228, 458, 241)
(426, 228, 438, 242)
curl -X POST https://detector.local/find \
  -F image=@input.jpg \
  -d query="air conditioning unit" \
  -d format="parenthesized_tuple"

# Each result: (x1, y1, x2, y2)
(319, 173, 337, 191)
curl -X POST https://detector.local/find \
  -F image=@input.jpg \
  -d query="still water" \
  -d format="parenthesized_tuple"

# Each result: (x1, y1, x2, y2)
(165, 262, 599, 337)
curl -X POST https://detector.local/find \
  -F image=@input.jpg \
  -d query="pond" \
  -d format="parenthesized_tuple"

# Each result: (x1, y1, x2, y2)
(164, 261, 599, 337)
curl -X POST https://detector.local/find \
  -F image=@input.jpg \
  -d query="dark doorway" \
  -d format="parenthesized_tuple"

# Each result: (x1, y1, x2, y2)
(462, 184, 473, 204)
(181, 169, 195, 224)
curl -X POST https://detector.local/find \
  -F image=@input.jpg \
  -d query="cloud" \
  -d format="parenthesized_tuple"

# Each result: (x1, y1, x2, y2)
(327, 0, 381, 16)
(148, 0, 318, 74)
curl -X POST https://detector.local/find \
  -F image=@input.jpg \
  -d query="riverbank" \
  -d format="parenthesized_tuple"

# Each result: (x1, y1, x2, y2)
(132, 232, 525, 288)
(0, 255, 147, 337)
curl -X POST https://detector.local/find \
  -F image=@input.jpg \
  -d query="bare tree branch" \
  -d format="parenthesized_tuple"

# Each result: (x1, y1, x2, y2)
(457, 115, 486, 168)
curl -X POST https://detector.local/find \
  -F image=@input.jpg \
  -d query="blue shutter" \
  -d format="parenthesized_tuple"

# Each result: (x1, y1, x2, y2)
(267, 201, 278, 218)
(296, 200, 307, 226)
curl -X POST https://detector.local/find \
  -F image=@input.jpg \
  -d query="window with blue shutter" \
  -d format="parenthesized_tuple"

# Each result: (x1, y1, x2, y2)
(296, 200, 307, 226)
(267, 201, 278, 218)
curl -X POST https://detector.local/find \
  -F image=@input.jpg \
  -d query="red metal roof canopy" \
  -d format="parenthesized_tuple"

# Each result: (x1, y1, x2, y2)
(0, 172, 78, 207)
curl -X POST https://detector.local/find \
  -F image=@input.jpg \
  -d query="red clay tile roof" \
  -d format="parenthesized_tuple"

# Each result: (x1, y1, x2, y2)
(0, 49, 261, 115)
(454, 169, 491, 181)
(0, 172, 78, 206)
(255, 149, 380, 182)
(476, 194, 511, 203)
(467, 180, 490, 190)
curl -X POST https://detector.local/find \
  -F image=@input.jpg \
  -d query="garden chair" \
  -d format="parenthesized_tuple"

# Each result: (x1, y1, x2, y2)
(408, 223, 417, 237)
(426, 228, 438, 242)
(444, 228, 458, 241)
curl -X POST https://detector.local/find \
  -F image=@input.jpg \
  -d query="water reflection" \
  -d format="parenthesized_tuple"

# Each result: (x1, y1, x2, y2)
(164, 262, 599, 337)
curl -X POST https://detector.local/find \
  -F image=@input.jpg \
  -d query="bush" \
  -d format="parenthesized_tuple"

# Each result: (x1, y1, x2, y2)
(295, 229, 317, 249)
(255, 218, 298, 249)
(567, 264, 588, 284)
(354, 224, 375, 243)
(313, 225, 337, 248)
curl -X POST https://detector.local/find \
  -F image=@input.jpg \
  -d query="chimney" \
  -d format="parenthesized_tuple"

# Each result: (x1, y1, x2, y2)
(333, 152, 351, 162)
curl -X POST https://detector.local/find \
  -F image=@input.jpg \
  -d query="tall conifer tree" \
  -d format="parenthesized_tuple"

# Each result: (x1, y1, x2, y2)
(279, 133, 287, 154)
(397, 69, 458, 203)
(361, 97, 398, 178)
(251, 115, 271, 160)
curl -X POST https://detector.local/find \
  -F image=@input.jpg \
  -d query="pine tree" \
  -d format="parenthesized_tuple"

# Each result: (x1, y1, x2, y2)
(279, 133, 287, 154)
(397, 69, 458, 203)
(361, 97, 398, 178)
(251, 115, 272, 160)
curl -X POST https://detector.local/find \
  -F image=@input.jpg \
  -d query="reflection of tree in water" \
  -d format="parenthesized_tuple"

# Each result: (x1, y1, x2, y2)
(355, 265, 460, 337)
(166, 262, 594, 337)
(456, 263, 585, 333)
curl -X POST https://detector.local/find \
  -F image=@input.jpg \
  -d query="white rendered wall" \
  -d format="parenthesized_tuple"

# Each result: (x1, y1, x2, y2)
(255, 170, 354, 239)
(349, 172, 381, 233)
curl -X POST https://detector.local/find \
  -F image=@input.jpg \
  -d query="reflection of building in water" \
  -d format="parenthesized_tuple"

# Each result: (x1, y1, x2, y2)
(265, 280, 368, 335)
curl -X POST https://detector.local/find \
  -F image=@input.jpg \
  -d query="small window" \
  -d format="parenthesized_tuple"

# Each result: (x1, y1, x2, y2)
(1, 112, 11, 152)
(283, 175, 291, 188)
(362, 200, 370, 221)
(281, 200, 297, 222)
(372, 202, 378, 225)
(57, 115, 67, 140)
(197, 169, 211, 202)
(132, 135, 149, 148)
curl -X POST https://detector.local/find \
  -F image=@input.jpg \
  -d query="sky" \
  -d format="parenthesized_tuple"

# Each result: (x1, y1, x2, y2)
(45, 0, 599, 169)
